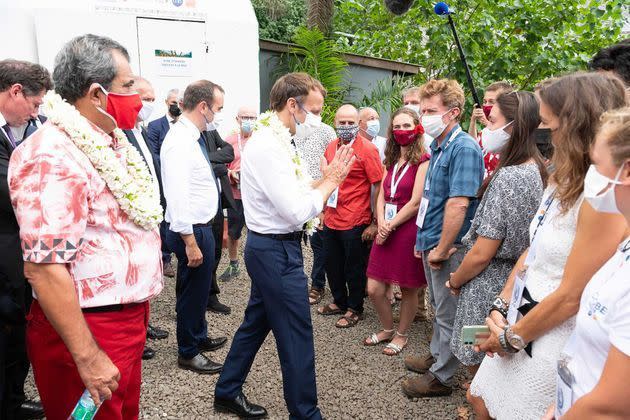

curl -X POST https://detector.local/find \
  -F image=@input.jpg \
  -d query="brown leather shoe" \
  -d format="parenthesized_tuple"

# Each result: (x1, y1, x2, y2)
(404, 353, 436, 374)
(401, 372, 452, 398)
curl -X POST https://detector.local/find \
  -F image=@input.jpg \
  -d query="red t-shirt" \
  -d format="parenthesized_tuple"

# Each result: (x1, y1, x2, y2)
(323, 135, 384, 230)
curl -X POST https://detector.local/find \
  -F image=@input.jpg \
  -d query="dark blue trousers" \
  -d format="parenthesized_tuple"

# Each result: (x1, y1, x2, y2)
(215, 234, 321, 420)
(160, 221, 172, 264)
(309, 229, 327, 290)
(166, 225, 215, 359)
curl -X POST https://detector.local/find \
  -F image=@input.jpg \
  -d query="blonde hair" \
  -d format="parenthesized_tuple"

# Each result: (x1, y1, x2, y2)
(419, 79, 465, 120)
(598, 107, 630, 166)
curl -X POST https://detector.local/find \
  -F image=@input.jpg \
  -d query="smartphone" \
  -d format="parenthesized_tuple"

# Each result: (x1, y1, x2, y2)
(462, 325, 490, 346)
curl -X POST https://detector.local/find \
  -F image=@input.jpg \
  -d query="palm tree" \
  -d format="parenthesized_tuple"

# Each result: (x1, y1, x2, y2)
(307, 0, 334, 35)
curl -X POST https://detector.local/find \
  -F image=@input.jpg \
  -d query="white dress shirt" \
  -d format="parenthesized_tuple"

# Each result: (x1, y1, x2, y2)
(371, 135, 387, 163)
(131, 127, 160, 198)
(160, 116, 219, 235)
(241, 125, 324, 234)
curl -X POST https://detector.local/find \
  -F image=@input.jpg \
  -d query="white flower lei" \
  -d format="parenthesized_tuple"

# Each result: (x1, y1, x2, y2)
(42, 91, 163, 230)
(254, 111, 320, 235)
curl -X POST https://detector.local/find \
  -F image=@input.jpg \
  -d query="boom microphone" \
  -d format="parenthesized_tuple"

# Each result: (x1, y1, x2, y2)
(384, 0, 415, 15)
(434, 2, 482, 107)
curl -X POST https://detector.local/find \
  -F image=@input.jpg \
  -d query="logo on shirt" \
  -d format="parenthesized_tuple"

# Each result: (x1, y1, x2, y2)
(587, 292, 608, 321)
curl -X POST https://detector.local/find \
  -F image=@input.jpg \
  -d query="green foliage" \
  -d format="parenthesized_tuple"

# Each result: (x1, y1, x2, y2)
(277, 27, 351, 125)
(252, 0, 307, 42)
(357, 75, 416, 115)
(333, 0, 627, 115)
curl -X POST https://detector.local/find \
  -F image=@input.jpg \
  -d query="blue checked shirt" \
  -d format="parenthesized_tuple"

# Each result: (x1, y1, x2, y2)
(416, 125, 484, 251)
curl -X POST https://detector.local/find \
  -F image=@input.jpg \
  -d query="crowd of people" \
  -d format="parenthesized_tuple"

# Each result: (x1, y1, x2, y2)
(0, 31, 629, 420)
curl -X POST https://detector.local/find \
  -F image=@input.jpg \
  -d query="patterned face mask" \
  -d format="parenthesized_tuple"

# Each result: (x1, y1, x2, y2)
(336, 124, 359, 143)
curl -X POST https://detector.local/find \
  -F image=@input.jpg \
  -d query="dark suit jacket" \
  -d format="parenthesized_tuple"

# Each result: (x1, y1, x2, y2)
(0, 129, 27, 324)
(123, 128, 166, 211)
(203, 130, 236, 211)
(146, 115, 171, 159)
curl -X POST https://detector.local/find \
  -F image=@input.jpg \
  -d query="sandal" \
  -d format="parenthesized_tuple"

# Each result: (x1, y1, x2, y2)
(363, 329, 395, 346)
(317, 303, 343, 316)
(394, 291, 403, 301)
(335, 310, 363, 328)
(382, 331, 409, 356)
(308, 287, 324, 305)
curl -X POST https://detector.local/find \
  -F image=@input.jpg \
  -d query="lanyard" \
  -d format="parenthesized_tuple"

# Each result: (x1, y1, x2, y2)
(424, 127, 462, 191)
(390, 161, 410, 200)
(531, 192, 556, 244)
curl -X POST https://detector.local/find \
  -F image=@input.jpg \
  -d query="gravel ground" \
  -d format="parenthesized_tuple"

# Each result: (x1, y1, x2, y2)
(26, 233, 472, 419)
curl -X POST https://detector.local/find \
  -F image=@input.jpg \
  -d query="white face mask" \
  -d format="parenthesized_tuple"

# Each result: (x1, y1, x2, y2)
(584, 164, 624, 214)
(138, 100, 154, 122)
(294, 107, 322, 138)
(404, 104, 421, 115)
(481, 121, 513, 153)
(422, 111, 452, 139)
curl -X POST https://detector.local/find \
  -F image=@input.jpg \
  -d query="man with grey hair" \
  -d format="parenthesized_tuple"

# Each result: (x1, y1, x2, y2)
(147, 88, 181, 158)
(0, 58, 51, 420)
(161, 80, 227, 375)
(8, 34, 164, 418)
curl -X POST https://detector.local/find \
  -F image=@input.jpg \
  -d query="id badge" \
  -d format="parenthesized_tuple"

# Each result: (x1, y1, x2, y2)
(385, 203, 397, 222)
(555, 359, 574, 417)
(416, 197, 429, 228)
(327, 188, 339, 208)
(507, 271, 526, 325)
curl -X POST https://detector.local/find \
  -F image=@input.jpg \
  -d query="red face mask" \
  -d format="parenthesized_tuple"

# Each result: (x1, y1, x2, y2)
(393, 124, 424, 146)
(100, 86, 142, 130)
(482, 105, 493, 119)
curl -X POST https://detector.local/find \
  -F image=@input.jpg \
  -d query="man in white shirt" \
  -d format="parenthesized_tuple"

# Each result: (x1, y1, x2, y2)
(214, 73, 355, 419)
(359, 106, 387, 162)
(161, 80, 227, 375)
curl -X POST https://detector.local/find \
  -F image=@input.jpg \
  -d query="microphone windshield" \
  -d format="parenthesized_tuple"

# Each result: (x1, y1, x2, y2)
(434, 2, 451, 15)
(384, 0, 415, 15)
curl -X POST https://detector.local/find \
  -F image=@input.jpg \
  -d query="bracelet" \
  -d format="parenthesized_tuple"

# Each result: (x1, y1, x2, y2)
(489, 307, 508, 319)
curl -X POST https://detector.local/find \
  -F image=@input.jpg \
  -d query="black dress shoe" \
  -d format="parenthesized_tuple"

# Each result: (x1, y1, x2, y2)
(18, 400, 44, 420)
(178, 353, 222, 374)
(207, 295, 231, 314)
(198, 336, 228, 352)
(142, 346, 156, 360)
(214, 393, 268, 419)
(147, 324, 169, 340)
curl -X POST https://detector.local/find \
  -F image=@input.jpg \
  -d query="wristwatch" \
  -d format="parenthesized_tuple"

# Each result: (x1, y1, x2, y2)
(489, 296, 509, 318)
(499, 328, 518, 353)
(505, 326, 527, 352)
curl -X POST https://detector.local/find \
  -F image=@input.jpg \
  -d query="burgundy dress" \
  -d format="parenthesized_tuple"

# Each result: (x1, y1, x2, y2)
(366, 155, 430, 288)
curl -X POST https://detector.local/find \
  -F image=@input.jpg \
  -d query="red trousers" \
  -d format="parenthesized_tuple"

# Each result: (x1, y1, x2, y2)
(26, 300, 149, 420)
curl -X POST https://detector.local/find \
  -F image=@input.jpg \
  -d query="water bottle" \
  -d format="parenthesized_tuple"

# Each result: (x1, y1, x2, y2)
(68, 389, 100, 420)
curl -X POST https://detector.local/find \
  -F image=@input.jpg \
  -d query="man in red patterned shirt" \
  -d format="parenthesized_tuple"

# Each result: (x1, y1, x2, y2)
(8, 35, 163, 419)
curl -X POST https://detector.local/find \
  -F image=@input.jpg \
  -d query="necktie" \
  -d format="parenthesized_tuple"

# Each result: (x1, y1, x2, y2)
(23, 120, 38, 140)
(198, 136, 222, 210)
(2, 124, 17, 148)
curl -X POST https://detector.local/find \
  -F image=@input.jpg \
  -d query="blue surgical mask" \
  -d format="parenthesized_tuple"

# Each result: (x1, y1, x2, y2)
(241, 119, 255, 134)
(366, 120, 380, 137)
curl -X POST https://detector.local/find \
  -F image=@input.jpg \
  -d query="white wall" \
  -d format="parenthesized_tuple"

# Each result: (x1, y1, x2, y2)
(0, 0, 260, 136)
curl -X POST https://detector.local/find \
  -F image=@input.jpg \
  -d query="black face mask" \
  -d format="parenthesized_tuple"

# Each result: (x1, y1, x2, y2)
(169, 103, 182, 117)
(535, 128, 554, 160)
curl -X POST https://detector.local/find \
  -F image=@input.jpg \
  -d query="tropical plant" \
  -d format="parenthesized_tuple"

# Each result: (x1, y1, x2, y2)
(252, 0, 306, 42)
(307, 0, 335, 34)
(276, 27, 351, 125)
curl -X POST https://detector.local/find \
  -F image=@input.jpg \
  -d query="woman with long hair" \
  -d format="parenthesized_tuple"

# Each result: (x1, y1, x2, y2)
(468, 72, 628, 419)
(447, 91, 547, 382)
(362, 108, 430, 355)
